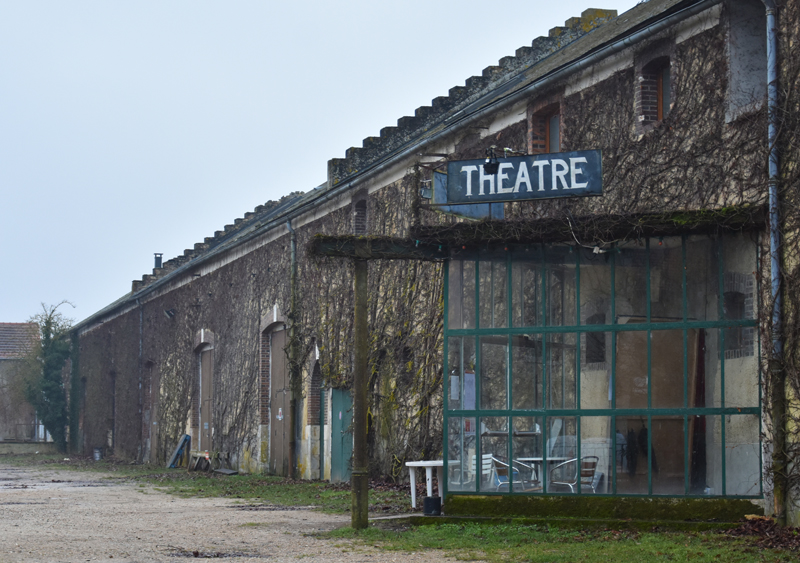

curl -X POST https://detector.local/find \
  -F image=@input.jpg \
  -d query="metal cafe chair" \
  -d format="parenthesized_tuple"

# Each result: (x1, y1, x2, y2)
(549, 455, 600, 493)
(491, 457, 544, 491)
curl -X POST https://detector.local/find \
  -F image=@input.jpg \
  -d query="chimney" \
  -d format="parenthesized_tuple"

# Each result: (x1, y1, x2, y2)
(154, 253, 163, 269)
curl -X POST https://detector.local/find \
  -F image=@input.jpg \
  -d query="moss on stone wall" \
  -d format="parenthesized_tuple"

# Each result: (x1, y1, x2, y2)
(445, 494, 763, 522)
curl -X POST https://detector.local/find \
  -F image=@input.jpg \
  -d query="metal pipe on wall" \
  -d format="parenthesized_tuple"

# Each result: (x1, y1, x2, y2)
(761, 0, 787, 526)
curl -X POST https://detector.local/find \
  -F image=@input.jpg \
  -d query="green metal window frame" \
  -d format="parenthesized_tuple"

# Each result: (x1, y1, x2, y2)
(443, 234, 762, 499)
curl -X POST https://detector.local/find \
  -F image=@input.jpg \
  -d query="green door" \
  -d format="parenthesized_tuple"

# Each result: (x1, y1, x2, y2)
(330, 388, 353, 483)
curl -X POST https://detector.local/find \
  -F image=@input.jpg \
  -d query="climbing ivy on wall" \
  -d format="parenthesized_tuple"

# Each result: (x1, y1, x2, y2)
(73, 3, 800, 515)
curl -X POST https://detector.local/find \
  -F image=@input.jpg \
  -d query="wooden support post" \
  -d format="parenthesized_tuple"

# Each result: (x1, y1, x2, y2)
(770, 357, 787, 526)
(351, 258, 369, 529)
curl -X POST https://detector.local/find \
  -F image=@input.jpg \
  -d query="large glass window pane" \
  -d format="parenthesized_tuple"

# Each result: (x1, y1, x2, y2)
(581, 416, 613, 494)
(479, 416, 509, 492)
(651, 416, 685, 495)
(725, 415, 760, 495)
(547, 333, 576, 409)
(480, 258, 507, 329)
(581, 331, 611, 410)
(651, 329, 687, 409)
(548, 113, 560, 152)
(580, 246, 613, 408)
(690, 415, 722, 495)
(480, 336, 508, 410)
(448, 260, 475, 329)
(448, 260, 462, 330)
(580, 247, 611, 327)
(546, 247, 577, 326)
(723, 233, 758, 408)
(686, 235, 719, 322)
(650, 236, 683, 322)
(724, 343, 759, 408)
(545, 416, 576, 492)
(448, 337, 476, 411)
(512, 416, 543, 490)
(697, 329, 723, 408)
(616, 329, 648, 409)
(512, 335, 542, 410)
(512, 247, 542, 328)
(615, 240, 648, 320)
(448, 417, 477, 492)
(615, 417, 648, 494)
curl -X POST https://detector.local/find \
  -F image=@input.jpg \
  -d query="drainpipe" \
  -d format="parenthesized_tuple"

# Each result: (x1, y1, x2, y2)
(286, 220, 301, 480)
(137, 298, 144, 463)
(761, 0, 786, 527)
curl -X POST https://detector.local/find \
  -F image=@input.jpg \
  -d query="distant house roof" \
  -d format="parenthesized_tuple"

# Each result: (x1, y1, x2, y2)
(0, 323, 39, 360)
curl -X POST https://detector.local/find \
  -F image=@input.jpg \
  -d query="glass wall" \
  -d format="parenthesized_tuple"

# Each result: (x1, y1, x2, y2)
(444, 234, 760, 497)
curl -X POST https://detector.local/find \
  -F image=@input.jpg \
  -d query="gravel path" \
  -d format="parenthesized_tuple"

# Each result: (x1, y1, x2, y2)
(0, 463, 463, 563)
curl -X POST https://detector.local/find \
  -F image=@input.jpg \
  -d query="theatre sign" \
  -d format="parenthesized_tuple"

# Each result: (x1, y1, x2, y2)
(445, 149, 602, 204)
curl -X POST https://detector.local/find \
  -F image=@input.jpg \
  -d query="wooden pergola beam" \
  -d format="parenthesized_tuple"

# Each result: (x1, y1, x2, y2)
(308, 235, 448, 261)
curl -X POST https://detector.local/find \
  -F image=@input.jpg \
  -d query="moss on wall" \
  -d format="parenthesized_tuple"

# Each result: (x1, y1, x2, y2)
(445, 494, 763, 522)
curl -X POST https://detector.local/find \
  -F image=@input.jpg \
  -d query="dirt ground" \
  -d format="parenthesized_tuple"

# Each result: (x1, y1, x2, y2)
(0, 462, 456, 563)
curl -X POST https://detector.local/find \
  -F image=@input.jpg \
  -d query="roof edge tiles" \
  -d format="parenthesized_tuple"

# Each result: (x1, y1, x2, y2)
(0, 322, 39, 360)
(326, 7, 620, 186)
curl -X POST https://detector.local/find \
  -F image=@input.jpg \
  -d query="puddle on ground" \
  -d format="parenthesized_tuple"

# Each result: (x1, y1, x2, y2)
(167, 550, 256, 558)
(0, 479, 108, 490)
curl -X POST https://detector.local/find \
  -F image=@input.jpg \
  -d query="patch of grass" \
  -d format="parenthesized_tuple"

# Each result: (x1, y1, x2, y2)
(327, 522, 797, 562)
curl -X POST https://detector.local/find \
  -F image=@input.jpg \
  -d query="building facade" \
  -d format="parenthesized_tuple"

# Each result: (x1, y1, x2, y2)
(71, 0, 800, 521)
(0, 323, 42, 443)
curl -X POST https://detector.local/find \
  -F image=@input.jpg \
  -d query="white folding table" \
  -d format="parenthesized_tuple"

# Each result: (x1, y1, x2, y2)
(405, 460, 444, 509)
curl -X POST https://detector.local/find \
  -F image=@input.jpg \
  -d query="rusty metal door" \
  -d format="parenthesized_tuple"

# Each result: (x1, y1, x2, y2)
(199, 349, 213, 452)
(269, 329, 290, 476)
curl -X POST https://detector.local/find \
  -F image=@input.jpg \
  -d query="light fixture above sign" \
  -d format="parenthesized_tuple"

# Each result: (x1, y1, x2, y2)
(446, 149, 602, 204)
(483, 146, 500, 175)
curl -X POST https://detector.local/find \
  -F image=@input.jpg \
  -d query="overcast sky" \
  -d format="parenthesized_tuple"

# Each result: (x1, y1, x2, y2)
(0, 0, 640, 324)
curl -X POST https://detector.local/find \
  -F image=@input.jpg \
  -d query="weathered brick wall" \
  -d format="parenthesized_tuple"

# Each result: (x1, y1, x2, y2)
(78, 310, 140, 459)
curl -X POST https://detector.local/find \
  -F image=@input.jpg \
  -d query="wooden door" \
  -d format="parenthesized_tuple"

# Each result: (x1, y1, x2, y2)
(199, 349, 213, 452)
(148, 368, 160, 463)
(269, 329, 290, 476)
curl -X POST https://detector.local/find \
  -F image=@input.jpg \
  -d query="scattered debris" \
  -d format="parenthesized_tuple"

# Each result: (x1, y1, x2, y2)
(725, 518, 800, 551)
(168, 435, 191, 469)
